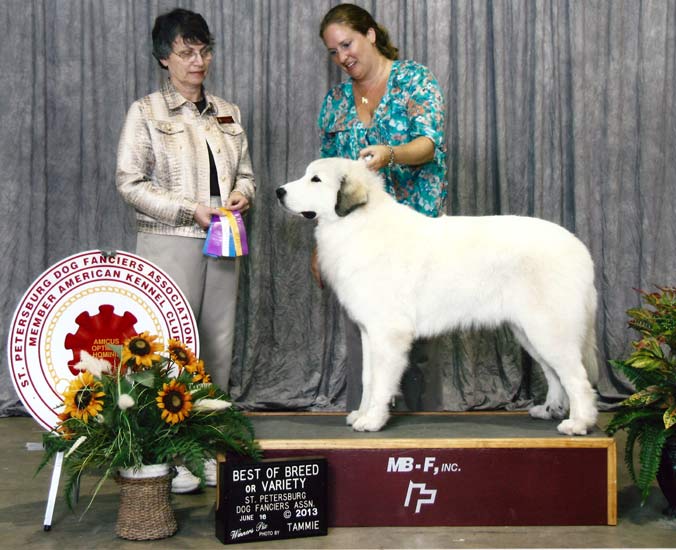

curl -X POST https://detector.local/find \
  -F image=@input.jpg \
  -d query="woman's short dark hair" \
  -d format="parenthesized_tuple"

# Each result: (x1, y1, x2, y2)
(152, 8, 214, 69)
(319, 3, 399, 61)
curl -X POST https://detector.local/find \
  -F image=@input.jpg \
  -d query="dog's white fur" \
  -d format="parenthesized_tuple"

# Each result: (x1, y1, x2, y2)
(277, 158, 598, 435)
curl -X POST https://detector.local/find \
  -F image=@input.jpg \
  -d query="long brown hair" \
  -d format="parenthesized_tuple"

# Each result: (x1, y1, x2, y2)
(319, 3, 399, 60)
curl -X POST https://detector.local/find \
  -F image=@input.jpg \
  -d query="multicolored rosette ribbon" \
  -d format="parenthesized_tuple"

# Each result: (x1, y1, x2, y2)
(203, 209, 249, 257)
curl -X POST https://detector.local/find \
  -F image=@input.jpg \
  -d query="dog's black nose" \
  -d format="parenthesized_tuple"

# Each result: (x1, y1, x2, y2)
(275, 187, 286, 199)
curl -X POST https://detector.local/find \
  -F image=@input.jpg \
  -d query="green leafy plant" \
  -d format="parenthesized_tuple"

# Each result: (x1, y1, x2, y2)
(37, 333, 260, 509)
(606, 287, 676, 503)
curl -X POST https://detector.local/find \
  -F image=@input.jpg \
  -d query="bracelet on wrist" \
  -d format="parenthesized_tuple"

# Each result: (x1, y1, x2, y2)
(387, 145, 395, 168)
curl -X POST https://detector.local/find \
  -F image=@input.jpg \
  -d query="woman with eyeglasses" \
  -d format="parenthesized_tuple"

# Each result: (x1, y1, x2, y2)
(315, 4, 448, 418)
(116, 8, 255, 492)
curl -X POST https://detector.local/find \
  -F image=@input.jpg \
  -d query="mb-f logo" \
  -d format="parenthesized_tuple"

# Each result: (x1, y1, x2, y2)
(404, 481, 437, 513)
(386, 455, 461, 514)
(387, 457, 437, 513)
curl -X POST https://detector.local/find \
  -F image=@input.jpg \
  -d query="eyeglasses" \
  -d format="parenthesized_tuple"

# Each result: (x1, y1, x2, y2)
(171, 46, 214, 63)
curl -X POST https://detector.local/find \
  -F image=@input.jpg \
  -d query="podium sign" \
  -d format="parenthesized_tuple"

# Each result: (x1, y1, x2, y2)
(216, 457, 328, 544)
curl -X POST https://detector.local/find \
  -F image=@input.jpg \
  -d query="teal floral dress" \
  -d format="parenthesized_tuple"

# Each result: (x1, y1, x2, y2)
(318, 60, 447, 217)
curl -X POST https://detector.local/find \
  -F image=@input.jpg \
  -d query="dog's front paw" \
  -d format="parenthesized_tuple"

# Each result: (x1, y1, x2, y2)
(351, 412, 388, 432)
(346, 410, 361, 426)
(557, 418, 589, 436)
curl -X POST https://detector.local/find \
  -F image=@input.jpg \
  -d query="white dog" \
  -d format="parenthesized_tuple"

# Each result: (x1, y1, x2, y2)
(276, 158, 598, 435)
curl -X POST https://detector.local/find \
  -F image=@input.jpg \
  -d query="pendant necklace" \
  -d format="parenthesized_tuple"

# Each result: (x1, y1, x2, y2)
(356, 80, 381, 108)
(355, 61, 391, 109)
(357, 81, 381, 106)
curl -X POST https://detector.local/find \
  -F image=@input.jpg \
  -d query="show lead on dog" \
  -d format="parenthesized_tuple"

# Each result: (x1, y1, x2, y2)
(316, 3, 448, 411)
(116, 8, 255, 491)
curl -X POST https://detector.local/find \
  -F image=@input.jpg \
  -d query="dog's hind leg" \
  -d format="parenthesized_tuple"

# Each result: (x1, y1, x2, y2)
(350, 328, 412, 432)
(554, 365, 598, 435)
(517, 321, 597, 435)
(510, 325, 568, 420)
(527, 364, 569, 421)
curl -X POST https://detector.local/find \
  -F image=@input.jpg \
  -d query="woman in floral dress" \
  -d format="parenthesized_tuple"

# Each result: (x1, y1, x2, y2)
(316, 3, 448, 413)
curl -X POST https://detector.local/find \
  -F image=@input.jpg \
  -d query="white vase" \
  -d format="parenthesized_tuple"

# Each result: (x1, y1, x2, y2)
(118, 463, 171, 479)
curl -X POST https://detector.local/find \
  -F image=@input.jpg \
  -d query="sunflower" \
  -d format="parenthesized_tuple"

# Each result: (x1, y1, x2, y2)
(62, 372, 105, 423)
(167, 339, 196, 368)
(190, 359, 211, 384)
(121, 332, 163, 369)
(156, 379, 192, 424)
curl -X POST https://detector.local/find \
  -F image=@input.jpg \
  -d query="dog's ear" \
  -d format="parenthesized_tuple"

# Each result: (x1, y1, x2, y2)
(335, 174, 368, 217)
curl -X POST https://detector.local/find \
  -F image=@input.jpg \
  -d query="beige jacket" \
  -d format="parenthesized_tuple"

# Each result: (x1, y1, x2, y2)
(116, 80, 255, 238)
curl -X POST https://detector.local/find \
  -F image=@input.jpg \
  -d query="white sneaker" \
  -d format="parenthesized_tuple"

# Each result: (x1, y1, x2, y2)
(204, 458, 217, 487)
(171, 465, 200, 494)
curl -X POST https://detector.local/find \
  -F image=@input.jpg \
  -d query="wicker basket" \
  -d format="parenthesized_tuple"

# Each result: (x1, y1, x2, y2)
(115, 466, 177, 540)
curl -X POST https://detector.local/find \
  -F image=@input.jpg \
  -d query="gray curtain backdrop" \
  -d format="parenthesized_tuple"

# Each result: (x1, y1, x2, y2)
(2, 0, 675, 417)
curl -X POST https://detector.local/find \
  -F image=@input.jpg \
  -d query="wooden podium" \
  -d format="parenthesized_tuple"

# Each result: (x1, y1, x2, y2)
(246, 412, 616, 527)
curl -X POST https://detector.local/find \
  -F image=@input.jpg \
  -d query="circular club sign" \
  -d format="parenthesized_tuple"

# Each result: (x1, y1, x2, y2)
(7, 250, 199, 431)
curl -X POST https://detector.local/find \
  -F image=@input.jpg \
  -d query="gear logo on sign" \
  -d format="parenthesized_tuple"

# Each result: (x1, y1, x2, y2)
(64, 305, 139, 376)
(7, 250, 199, 431)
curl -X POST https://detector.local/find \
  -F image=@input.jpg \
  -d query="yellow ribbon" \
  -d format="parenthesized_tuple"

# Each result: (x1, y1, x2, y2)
(218, 208, 243, 256)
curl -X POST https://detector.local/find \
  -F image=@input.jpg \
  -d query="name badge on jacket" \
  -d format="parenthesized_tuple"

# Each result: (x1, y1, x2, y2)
(217, 116, 235, 124)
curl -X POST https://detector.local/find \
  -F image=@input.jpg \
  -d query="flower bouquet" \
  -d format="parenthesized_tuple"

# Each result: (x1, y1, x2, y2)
(38, 332, 260, 512)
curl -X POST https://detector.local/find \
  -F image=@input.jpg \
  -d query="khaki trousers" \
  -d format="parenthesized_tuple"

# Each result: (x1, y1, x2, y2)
(136, 232, 239, 391)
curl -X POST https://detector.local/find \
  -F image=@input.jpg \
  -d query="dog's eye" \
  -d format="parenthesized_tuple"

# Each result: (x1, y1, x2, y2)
(311, 175, 321, 183)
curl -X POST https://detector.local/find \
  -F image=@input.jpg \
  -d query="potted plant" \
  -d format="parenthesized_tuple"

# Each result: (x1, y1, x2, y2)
(605, 287, 676, 515)
(38, 332, 261, 539)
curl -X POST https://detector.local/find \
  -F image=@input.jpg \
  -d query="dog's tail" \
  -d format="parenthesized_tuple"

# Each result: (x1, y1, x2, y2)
(582, 288, 600, 387)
